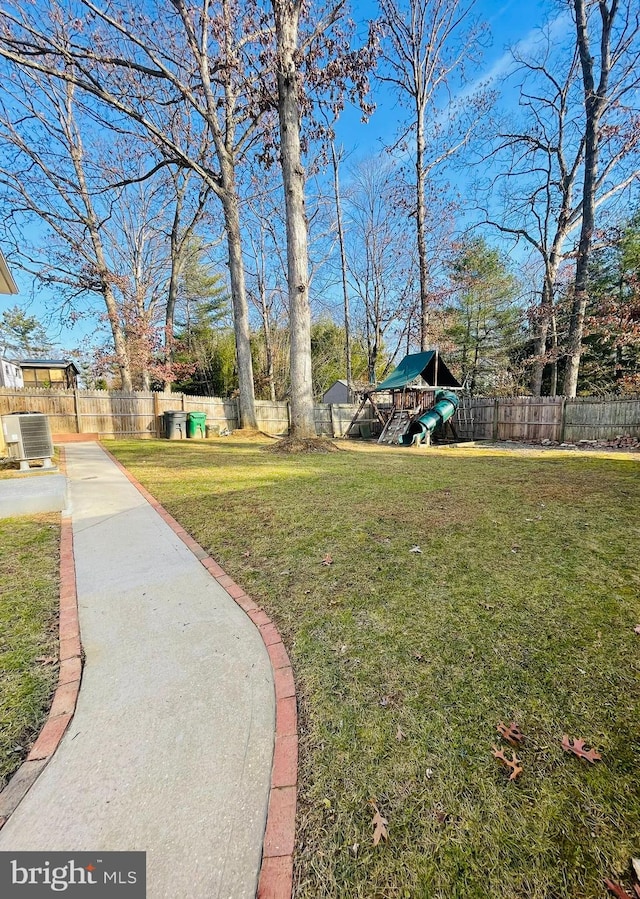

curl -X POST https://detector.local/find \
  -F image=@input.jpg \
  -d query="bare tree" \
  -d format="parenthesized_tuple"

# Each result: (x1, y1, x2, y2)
(268, 0, 377, 436)
(345, 157, 417, 381)
(328, 139, 353, 388)
(379, 0, 488, 350)
(479, 36, 584, 395)
(563, 0, 640, 396)
(243, 180, 289, 402)
(480, 10, 640, 396)
(270, 0, 315, 436)
(0, 66, 134, 388)
(0, 0, 271, 424)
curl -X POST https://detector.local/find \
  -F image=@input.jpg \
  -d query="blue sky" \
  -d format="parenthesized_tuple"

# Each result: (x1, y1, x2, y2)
(335, 0, 566, 155)
(2, 0, 569, 354)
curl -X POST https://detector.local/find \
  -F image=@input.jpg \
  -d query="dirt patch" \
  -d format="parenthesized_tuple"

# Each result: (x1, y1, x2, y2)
(265, 436, 341, 454)
(231, 428, 277, 440)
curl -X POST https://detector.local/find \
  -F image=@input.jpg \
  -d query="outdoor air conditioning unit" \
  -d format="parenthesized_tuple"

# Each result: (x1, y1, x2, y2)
(2, 412, 55, 471)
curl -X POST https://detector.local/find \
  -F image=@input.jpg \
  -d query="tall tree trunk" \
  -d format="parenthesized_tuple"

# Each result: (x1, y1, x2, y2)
(416, 112, 430, 350)
(272, 0, 316, 438)
(102, 280, 132, 391)
(563, 0, 615, 397)
(329, 140, 352, 387)
(63, 78, 132, 390)
(531, 274, 554, 396)
(259, 280, 277, 402)
(220, 177, 258, 429)
(550, 313, 559, 397)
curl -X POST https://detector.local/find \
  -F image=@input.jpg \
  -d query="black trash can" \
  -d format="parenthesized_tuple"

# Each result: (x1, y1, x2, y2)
(163, 410, 188, 439)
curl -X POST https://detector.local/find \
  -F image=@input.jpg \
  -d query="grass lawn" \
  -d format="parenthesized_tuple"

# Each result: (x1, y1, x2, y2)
(0, 515, 60, 785)
(110, 438, 640, 899)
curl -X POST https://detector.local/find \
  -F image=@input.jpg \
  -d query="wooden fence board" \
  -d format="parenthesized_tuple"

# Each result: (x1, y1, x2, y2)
(468, 399, 494, 440)
(564, 397, 640, 441)
(1, 389, 638, 443)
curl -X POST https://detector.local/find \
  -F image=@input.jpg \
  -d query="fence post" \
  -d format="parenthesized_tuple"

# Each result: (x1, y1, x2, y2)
(560, 396, 567, 443)
(492, 398, 499, 441)
(73, 389, 82, 434)
(329, 403, 336, 437)
(180, 392, 186, 412)
(153, 391, 162, 438)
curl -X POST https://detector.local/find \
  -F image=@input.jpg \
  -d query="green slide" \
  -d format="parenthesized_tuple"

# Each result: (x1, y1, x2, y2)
(399, 390, 460, 446)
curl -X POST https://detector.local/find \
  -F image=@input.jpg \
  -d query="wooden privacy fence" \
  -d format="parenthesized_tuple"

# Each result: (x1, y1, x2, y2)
(0, 389, 357, 439)
(0, 388, 638, 443)
(466, 395, 640, 443)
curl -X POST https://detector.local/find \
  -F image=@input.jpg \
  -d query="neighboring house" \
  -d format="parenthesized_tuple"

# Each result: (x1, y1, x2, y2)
(19, 359, 79, 389)
(0, 356, 24, 388)
(321, 380, 359, 404)
(0, 250, 18, 295)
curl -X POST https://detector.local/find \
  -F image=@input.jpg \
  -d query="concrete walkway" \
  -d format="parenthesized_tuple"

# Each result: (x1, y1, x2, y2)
(0, 442, 275, 898)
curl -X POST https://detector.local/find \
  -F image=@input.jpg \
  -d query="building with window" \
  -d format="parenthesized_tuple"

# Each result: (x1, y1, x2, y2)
(0, 357, 24, 388)
(19, 359, 79, 389)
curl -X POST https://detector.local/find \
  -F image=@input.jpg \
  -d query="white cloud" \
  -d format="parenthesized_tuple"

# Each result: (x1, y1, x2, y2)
(453, 9, 572, 110)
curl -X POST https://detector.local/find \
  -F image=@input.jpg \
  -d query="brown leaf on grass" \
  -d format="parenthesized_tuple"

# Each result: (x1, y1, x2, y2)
(497, 721, 524, 747)
(634, 625, 640, 636)
(321, 554, 333, 566)
(492, 745, 523, 781)
(396, 725, 405, 742)
(370, 802, 389, 846)
(605, 879, 632, 899)
(242, 550, 251, 558)
(561, 735, 602, 764)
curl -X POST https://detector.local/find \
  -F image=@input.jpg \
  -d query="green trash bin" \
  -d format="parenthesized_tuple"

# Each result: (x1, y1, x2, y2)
(187, 411, 207, 438)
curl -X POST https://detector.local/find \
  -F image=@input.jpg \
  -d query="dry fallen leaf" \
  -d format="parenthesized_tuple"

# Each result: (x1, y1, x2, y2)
(371, 802, 389, 846)
(242, 550, 251, 558)
(409, 545, 422, 553)
(634, 625, 640, 636)
(497, 721, 524, 747)
(604, 879, 632, 899)
(561, 735, 602, 764)
(396, 725, 405, 742)
(321, 554, 333, 566)
(492, 745, 523, 781)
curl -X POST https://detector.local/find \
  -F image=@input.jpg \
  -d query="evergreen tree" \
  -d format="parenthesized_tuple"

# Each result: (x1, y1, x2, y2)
(580, 212, 640, 394)
(0, 306, 52, 357)
(444, 238, 523, 394)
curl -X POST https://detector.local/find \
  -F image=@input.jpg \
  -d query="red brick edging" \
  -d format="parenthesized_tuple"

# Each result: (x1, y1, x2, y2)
(0, 448, 83, 830)
(101, 444, 297, 899)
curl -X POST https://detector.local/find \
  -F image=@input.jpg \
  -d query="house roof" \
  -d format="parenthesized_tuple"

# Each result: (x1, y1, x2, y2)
(19, 358, 80, 373)
(373, 351, 461, 391)
(0, 251, 18, 295)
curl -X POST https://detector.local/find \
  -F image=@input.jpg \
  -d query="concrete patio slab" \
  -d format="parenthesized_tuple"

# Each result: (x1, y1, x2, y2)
(0, 473, 67, 519)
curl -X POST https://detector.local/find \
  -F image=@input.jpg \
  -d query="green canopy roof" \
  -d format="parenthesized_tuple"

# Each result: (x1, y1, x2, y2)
(373, 351, 461, 392)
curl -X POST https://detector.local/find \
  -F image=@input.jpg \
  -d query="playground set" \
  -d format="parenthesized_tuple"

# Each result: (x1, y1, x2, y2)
(346, 350, 474, 446)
